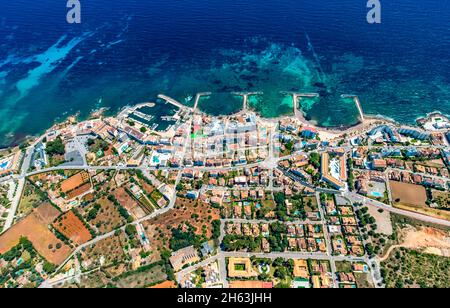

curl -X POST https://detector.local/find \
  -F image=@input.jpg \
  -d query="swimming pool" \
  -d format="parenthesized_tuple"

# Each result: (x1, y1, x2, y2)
(370, 191, 383, 198)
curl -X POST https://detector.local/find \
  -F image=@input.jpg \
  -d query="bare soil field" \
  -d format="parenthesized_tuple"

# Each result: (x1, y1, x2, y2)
(60, 171, 90, 193)
(389, 181, 450, 220)
(53, 211, 92, 245)
(380, 226, 450, 261)
(366, 205, 393, 235)
(139, 179, 155, 195)
(67, 182, 92, 200)
(0, 203, 71, 265)
(390, 181, 427, 207)
(34, 202, 60, 224)
(150, 280, 177, 288)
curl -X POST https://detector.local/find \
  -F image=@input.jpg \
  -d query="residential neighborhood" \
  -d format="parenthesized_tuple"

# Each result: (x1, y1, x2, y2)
(0, 95, 449, 289)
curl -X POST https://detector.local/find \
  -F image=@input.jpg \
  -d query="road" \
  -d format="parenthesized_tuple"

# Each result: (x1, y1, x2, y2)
(3, 178, 24, 231)
(220, 251, 364, 263)
(2, 127, 449, 230)
(3, 139, 37, 231)
(41, 267, 99, 288)
(342, 194, 384, 287)
(49, 108, 197, 280)
(174, 249, 365, 288)
(315, 191, 338, 287)
(54, 200, 178, 275)
(386, 166, 450, 184)
(346, 192, 450, 227)
(21, 160, 268, 179)
(221, 218, 323, 225)
(7, 135, 450, 286)
(1, 117, 447, 289)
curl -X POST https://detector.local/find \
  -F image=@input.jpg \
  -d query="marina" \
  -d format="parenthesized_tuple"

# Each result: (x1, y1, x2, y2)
(125, 100, 180, 133)
(157, 94, 191, 112)
(130, 91, 370, 132)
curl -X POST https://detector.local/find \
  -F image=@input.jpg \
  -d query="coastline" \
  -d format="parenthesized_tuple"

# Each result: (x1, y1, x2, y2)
(0, 93, 446, 150)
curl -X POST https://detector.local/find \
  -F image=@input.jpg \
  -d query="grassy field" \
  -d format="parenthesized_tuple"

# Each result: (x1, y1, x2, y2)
(394, 203, 450, 221)
(335, 261, 352, 272)
(335, 261, 373, 288)
(303, 196, 318, 211)
(354, 272, 372, 288)
(79, 270, 110, 288)
(392, 213, 450, 232)
(381, 247, 450, 288)
(17, 181, 47, 217)
(431, 189, 450, 209)
(81, 198, 127, 234)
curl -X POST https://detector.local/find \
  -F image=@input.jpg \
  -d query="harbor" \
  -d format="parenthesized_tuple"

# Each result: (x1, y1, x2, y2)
(158, 94, 192, 112)
(121, 100, 181, 133)
(120, 91, 405, 139)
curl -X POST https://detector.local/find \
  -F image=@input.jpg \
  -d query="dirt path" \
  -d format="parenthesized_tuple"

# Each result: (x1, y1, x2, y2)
(379, 245, 404, 262)
(379, 227, 450, 262)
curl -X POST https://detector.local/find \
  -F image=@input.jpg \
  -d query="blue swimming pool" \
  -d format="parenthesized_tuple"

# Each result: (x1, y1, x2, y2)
(371, 192, 383, 198)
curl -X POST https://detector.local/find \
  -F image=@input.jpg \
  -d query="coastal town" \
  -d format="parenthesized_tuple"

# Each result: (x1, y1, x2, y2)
(0, 92, 449, 289)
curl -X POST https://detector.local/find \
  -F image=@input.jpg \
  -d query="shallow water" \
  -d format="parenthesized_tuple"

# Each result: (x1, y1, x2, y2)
(0, 0, 448, 146)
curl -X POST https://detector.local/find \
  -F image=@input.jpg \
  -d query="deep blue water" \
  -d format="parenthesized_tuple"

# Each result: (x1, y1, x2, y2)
(0, 0, 449, 147)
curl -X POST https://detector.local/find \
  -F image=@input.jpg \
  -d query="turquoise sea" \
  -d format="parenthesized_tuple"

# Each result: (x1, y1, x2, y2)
(0, 0, 448, 147)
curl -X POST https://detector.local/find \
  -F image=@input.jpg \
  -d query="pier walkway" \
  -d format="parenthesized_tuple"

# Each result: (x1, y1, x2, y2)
(232, 92, 263, 111)
(341, 94, 365, 122)
(289, 92, 319, 116)
(158, 94, 192, 111)
(193, 92, 212, 112)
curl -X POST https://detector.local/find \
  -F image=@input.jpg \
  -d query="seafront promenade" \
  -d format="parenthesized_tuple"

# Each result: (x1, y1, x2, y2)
(1, 91, 449, 290)
(2, 93, 450, 230)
